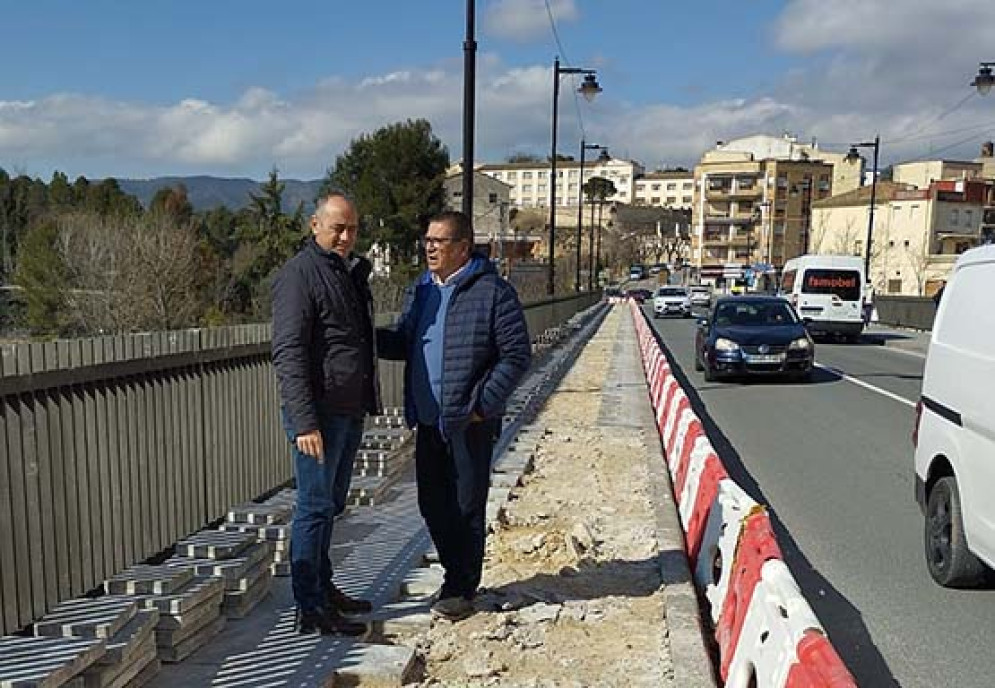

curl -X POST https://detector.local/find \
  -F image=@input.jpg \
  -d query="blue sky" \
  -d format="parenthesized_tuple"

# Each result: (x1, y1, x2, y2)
(1, 0, 993, 180)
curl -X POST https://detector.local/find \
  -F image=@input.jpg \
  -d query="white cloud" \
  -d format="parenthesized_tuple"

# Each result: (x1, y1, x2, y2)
(483, 0, 578, 42)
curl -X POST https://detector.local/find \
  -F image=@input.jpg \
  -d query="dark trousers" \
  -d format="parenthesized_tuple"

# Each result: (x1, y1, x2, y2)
(283, 410, 364, 614)
(416, 421, 496, 599)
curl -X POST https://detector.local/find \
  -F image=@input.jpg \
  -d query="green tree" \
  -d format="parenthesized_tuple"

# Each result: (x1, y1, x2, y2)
(14, 219, 67, 334)
(583, 176, 617, 205)
(324, 119, 449, 259)
(507, 153, 542, 164)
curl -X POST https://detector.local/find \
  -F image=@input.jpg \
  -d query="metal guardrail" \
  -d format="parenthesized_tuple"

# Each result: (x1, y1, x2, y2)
(0, 290, 600, 635)
(873, 295, 937, 331)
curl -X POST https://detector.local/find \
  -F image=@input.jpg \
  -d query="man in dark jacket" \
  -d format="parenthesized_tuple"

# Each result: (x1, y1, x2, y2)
(272, 192, 378, 636)
(378, 210, 531, 621)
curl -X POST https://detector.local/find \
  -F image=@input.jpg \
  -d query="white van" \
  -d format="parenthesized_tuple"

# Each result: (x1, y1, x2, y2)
(914, 244, 995, 587)
(778, 255, 865, 341)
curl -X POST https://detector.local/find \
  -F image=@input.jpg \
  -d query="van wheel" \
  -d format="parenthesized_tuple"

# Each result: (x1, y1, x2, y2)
(925, 476, 987, 587)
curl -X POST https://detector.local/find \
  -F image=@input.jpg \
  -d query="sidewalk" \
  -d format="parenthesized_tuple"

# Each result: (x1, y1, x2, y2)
(144, 303, 715, 686)
(864, 323, 931, 357)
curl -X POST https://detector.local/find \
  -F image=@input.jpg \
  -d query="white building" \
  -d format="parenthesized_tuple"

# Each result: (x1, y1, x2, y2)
(478, 157, 644, 209)
(633, 171, 694, 209)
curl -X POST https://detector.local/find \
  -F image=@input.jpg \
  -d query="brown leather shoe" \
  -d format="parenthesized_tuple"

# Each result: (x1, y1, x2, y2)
(327, 585, 373, 615)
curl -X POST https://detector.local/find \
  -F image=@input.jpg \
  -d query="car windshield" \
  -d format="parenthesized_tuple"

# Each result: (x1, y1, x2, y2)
(656, 288, 686, 296)
(691, 287, 709, 294)
(713, 301, 797, 327)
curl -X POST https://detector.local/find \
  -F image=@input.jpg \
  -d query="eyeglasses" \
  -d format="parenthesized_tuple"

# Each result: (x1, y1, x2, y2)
(423, 236, 460, 247)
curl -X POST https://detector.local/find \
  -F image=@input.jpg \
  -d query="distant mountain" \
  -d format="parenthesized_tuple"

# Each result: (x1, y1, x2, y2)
(115, 176, 324, 213)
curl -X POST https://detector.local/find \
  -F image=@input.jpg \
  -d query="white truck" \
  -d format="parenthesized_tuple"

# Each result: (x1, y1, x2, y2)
(778, 255, 865, 341)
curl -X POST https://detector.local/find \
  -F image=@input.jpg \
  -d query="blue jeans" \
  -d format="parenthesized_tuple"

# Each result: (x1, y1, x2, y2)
(283, 409, 364, 614)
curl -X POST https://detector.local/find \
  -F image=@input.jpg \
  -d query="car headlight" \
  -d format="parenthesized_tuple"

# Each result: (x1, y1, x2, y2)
(714, 337, 740, 352)
(788, 336, 812, 350)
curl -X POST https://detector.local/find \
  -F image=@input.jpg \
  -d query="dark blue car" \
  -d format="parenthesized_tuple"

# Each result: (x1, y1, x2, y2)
(694, 296, 815, 382)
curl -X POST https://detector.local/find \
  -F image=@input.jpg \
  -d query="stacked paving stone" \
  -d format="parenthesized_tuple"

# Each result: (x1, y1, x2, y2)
(348, 411, 413, 507)
(0, 634, 106, 688)
(217, 488, 295, 578)
(165, 529, 271, 628)
(27, 594, 159, 688)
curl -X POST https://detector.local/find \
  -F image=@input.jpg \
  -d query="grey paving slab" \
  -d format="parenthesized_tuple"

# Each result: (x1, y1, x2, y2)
(174, 532, 256, 560)
(138, 577, 224, 617)
(399, 565, 444, 599)
(225, 503, 293, 526)
(97, 609, 159, 667)
(332, 643, 419, 687)
(34, 596, 139, 640)
(105, 566, 195, 596)
(0, 635, 106, 688)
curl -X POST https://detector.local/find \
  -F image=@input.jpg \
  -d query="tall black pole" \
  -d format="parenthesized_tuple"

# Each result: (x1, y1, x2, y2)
(863, 135, 880, 285)
(548, 58, 560, 296)
(588, 195, 596, 291)
(575, 139, 586, 292)
(595, 200, 604, 288)
(461, 0, 476, 218)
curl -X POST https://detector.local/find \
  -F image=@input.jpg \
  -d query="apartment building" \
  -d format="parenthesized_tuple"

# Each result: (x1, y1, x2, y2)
(478, 157, 644, 209)
(633, 170, 694, 209)
(692, 152, 833, 283)
(891, 159, 984, 189)
(810, 178, 995, 296)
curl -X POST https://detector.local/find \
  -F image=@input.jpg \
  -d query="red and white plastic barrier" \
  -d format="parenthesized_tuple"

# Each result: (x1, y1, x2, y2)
(627, 301, 855, 688)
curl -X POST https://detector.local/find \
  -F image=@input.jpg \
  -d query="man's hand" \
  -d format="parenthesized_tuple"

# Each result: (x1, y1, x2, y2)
(296, 430, 324, 463)
(470, 412, 484, 423)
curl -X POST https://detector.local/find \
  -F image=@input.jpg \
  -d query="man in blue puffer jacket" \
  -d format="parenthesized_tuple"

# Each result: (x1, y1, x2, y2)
(378, 210, 531, 621)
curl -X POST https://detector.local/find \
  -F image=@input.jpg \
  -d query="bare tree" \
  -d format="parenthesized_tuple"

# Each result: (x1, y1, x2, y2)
(904, 235, 932, 296)
(57, 211, 203, 333)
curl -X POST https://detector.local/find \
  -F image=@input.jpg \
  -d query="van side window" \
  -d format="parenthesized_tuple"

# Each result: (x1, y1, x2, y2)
(935, 265, 995, 359)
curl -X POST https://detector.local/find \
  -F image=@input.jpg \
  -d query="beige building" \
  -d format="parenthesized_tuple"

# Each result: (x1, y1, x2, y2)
(478, 156, 644, 209)
(692, 151, 834, 282)
(810, 178, 994, 296)
(891, 160, 984, 190)
(633, 170, 695, 209)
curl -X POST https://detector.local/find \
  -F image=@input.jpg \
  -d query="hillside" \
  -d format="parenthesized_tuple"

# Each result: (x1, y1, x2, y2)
(115, 176, 323, 212)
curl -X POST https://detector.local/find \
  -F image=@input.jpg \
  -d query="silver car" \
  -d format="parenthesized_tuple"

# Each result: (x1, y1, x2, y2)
(653, 287, 692, 318)
(689, 285, 712, 308)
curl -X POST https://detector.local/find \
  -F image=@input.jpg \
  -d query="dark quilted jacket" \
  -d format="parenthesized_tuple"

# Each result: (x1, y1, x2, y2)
(377, 255, 531, 434)
(271, 239, 381, 436)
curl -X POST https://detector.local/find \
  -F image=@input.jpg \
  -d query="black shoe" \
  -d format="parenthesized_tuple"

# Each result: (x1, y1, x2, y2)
(298, 609, 369, 637)
(327, 585, 373, 615)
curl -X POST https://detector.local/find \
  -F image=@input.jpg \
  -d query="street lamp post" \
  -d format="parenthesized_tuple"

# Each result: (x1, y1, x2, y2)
(548, 57, 602, 295)
(972, 62, 995, 95)
(845, 136, 881, 284)
(461, 0, 476, 218)
(594, 199, 607, 288)
(576, 140, 607, 291)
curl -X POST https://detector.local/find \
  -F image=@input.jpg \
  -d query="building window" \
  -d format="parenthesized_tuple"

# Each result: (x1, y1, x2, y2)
(652, 183, 661, 191)
(492, 172, 501, 180)
(537, 171, 547, 179)
(964, 210, 974, 226)
(568, 183, 578, 192)
(666, 196, 677, 204)
(489, 193, 498, 203)
(888, 240, 895, 248)
(682, 196, 692, 204)
(683, 182, 693, 190)
(568, 170, 578, 179)
(950, 209, 959, 224)
(904, 239, 910, 247)
(636, 184, 645, 192)
(887, 279, 902, 294)
(523, 184, 532, 192)
(523, 171, 532, 179)
(619, 190, 627, 197)
(537, 184, 546, 193)
(651, 196, 661, 204)
(507, 171, 517, 180)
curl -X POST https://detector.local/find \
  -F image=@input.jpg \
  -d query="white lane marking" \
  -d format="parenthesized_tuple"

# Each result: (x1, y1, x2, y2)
(877, 344, 926, 360)
(815, 363, 917, 408)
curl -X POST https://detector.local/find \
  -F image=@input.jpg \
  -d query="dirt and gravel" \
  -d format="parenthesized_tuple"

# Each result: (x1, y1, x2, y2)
(407, 308, 677, 687)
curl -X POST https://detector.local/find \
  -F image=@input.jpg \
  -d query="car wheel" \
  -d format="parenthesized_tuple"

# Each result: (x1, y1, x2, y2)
(694, 352, 704, 371)
(703, 359, 715, 382)
(925, 476, 988, 587)
(792, 370, 812, 383)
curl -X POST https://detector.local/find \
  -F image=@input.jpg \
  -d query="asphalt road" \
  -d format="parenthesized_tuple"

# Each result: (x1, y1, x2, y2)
(643, 305, 995, 688)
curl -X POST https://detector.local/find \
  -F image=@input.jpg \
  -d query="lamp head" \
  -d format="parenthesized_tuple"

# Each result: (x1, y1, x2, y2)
(578, 73, 602, 102)
(844, 145, 862, 163)
(972, 63, 995, 96)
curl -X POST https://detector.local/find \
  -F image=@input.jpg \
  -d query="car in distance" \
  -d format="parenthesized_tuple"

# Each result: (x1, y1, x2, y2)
(694, 296, 814, 382)
(653, 286, 692, 318)
(914, 244, 995, 587)
(625, 288, 653, 303)
(689, 285, 712, 308)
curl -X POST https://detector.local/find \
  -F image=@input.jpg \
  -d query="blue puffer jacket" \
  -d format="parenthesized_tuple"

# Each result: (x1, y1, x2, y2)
(377, 255, 531, 434)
